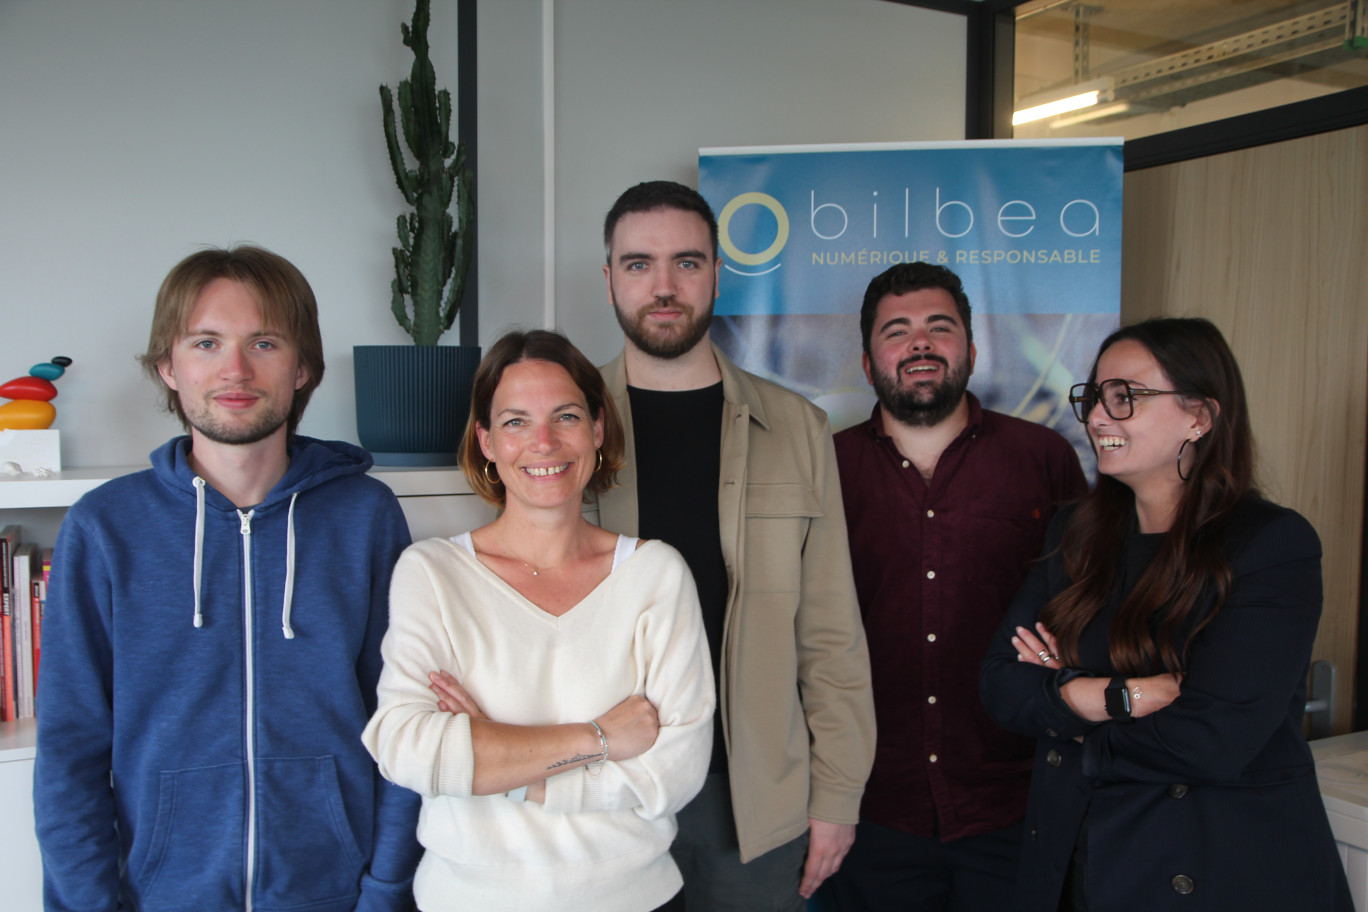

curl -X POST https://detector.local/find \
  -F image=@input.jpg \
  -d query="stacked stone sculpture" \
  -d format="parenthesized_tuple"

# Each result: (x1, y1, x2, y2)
(0, 357, 72, 430)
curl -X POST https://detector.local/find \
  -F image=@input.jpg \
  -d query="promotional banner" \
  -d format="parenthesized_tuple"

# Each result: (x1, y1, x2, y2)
(699, 139, 1122, 465)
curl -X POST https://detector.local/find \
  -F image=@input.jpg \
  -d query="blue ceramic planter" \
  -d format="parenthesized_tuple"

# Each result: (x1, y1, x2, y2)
(353, 344, 481, 466)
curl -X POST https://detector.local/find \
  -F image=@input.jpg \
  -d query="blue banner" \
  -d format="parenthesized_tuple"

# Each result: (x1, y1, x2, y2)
(699, 140, 1122, 464)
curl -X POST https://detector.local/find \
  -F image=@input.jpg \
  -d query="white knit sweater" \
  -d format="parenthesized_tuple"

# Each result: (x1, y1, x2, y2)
(363, 535, 714, 912)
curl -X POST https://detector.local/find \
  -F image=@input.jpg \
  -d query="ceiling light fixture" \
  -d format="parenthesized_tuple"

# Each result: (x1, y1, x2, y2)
(1013, 90, 1101, 126)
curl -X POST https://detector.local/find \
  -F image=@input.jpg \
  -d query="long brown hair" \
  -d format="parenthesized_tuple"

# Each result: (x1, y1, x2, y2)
(1041, 318, 1255, 674)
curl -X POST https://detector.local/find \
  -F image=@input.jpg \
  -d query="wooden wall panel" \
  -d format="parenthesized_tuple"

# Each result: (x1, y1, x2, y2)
(1122, 124, 1368, 733)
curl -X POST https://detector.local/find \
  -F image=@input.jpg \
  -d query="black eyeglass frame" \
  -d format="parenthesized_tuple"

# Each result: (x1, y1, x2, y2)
(1068, 380, 1186, 423)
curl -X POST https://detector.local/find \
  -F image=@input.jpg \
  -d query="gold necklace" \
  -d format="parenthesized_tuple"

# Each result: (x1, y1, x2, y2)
(497, 526, 578, 577)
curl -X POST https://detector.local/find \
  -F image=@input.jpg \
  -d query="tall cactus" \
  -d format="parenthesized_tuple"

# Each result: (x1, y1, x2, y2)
(381, 0, 475, 346)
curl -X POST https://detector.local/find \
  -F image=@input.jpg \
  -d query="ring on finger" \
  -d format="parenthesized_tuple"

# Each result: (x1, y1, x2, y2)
(1037, 650, 1051, 662)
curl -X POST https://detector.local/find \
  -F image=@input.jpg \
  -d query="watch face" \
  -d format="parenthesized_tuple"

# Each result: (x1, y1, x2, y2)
(1105, 678, 1131, 720)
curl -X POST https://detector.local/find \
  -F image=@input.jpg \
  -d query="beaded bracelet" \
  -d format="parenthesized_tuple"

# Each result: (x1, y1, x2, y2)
(588, 719, 609, 762)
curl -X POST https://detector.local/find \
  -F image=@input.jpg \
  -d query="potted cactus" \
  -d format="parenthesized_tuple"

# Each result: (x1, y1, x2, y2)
(355, 0, 478, 466)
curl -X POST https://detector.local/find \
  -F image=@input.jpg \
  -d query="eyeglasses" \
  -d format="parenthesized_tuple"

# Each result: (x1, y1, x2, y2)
(1069, 379, 1185, 423)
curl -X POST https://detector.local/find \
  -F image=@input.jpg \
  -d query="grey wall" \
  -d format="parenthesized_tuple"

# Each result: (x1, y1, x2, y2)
(1, 0, 964, 468)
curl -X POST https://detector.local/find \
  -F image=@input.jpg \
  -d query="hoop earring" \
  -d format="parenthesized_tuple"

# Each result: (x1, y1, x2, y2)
(483, 460, 502, 486)
(595, 449, 604, 472)
(1176, 432, 1203, 482)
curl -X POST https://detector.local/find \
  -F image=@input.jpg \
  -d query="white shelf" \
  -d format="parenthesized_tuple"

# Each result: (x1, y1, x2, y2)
(368, 465, 476, 497)
(0, 464, 476, 510)
(0, 718, 36, 762)
(0, 466, 145, 509)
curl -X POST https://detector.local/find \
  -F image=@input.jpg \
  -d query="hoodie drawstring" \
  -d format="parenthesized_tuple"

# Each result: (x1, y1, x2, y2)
(281, 492, 298, 639)
(190, 481, 299, 641)
(192, 477, 206, 628)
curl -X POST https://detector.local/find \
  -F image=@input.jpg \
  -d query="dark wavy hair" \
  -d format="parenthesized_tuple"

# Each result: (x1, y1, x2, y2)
(859, 262, 973, 353)
(603, 180, 719, 261)
(1041, 317, 1256, 674)
(459, 329, 624, 507)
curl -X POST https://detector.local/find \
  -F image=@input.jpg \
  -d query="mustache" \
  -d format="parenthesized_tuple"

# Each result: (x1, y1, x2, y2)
(897, 354, 948, 372)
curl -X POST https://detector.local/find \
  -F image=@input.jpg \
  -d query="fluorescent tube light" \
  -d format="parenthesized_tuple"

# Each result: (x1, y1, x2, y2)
(1012, 90, 1100, 126)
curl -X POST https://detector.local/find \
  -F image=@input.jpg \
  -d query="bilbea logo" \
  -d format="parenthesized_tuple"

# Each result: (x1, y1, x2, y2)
(718, 192, 789, 277)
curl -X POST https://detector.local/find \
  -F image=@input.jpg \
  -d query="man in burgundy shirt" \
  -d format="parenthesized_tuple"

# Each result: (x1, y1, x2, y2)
(824, 263, 1087, 911)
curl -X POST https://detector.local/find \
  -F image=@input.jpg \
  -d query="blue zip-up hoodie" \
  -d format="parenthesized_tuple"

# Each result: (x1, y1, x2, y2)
(35, 436, 422, 912)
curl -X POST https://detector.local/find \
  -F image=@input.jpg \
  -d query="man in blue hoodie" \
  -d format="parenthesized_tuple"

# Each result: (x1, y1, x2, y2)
(34, 246, 422, 911)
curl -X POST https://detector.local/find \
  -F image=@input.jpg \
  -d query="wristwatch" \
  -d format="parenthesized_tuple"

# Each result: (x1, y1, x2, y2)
(1104, 675, 1133, 721)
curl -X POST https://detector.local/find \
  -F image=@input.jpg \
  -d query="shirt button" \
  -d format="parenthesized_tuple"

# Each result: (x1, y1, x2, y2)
(927, 696, 937, 704)
(1047, 749, 1062, 767)
(902, 459, 910, 468)
(929, 754, 938, 763)
(1168, 784, 1189, 799)
(926, 509, 935, 518)
(1045, 729, 1058, 739)
(927, 634, 936, 642)
(926, 570, 936, 579)
(1171, 875, 1194, 894)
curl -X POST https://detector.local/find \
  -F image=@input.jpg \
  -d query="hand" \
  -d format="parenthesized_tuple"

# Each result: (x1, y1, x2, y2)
(594, 694, 660, 762)
(1012, 623, 1062, 669)
(799, 819, 855, 899)
(1128, 672, 1183, 718)
(429, 670, 488, 720)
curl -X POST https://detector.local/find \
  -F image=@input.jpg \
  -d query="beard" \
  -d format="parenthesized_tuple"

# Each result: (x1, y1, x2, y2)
(180, 392, 292, 446)
(610, 290, 714, 360)
(872, 354, 971, 427)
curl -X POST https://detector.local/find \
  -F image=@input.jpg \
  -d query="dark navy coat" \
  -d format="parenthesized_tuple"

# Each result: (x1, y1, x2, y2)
(981, 497, 1352, 911)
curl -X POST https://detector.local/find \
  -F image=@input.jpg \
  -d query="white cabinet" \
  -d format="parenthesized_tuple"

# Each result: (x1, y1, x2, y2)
(0, 719, 40, 908)
(0, 465, 494, 910)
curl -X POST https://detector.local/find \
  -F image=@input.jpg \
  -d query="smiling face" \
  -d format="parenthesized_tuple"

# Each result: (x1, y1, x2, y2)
(157, 277, 308, 449)
(475, 359, 605, 514)
(1088, 338, 1210, 496)
(604, 207, 719, 360)
(863, 287, 976, 428)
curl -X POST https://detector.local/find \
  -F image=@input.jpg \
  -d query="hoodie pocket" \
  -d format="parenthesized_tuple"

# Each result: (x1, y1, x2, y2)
(253, 755, 366, 910)
(129, 762, 247, 910)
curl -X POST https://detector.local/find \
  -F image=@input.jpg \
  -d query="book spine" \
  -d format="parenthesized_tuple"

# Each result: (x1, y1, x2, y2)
(32, 577, 43, 702)
(12, 545, 34, 719)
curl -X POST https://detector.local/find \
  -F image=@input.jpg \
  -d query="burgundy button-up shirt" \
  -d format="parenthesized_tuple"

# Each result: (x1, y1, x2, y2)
(834, 394, 1087, 840)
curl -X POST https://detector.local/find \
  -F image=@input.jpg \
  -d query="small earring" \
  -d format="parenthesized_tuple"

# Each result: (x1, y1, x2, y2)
(483, 460, 501, 485)
(595, 449, 604, 472)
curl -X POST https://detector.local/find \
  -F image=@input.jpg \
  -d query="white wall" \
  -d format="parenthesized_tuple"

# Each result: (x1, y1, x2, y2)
(0, 0, 463, 467)
(544, 0, 967, 364)
(1, 0, 965, 469)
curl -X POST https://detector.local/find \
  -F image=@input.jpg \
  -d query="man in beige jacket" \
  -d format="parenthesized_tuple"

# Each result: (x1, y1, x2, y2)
(593, 180, 876, 911)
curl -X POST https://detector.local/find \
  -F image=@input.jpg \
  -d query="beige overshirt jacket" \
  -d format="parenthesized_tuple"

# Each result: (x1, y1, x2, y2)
(593, 344, 876, 863)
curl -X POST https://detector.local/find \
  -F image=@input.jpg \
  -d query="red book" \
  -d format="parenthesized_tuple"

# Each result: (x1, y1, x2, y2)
(0, 592, 10, 723)
(31, 578, 43, 700)
(0, 525, 17, 723)
(34, 549, 51, 699)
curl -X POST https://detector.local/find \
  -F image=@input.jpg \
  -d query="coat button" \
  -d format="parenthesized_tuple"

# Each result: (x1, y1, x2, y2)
(1030, 826, 1038, 842)
(1047, 749, 1062, 767)
(1046, 729, 1058, 739)
(1171, 874, 1194, 894)
(1168, 784, 1189, 798)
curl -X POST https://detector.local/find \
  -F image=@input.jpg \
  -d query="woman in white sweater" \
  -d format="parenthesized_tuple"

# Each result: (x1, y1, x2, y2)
(363, 330, 714, 912)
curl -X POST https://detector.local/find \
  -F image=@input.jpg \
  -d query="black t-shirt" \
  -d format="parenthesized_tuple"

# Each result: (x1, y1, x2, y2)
(627, 383, 728, 772)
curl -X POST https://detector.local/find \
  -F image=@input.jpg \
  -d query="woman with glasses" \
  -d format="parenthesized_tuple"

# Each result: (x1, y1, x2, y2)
(980, 317, 1351, 912)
